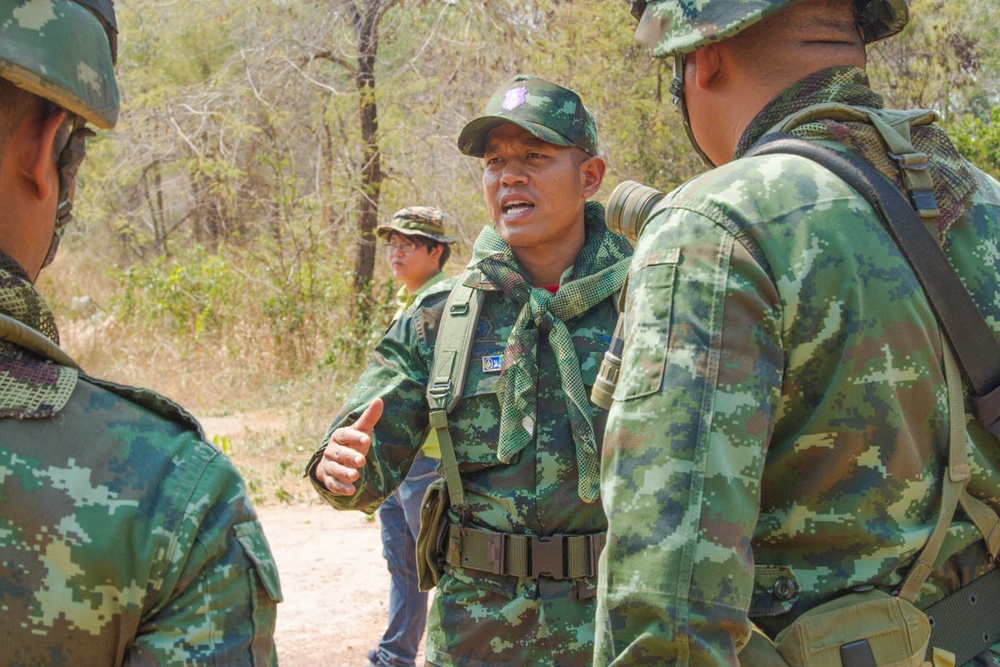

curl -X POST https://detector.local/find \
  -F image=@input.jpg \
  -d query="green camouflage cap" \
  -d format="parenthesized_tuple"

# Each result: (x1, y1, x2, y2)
(377, 206, 456, 243)
(0, 0, 120, 128)
(457, 74, 599, 158)
(630, 0, 909, 57)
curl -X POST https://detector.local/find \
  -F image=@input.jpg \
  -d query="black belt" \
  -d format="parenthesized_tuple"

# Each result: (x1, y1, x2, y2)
(445, 525, 605, 580)
(925, 566, 1000, 665)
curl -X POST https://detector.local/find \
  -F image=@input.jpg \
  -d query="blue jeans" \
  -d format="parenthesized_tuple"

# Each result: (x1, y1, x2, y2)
(373, 453, 440, 667)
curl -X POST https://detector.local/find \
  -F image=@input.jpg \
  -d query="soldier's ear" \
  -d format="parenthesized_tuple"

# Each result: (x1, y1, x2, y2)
(579, 155, 606, 199)
(18, 108, 66, 202)
(689, 43, 723, 90)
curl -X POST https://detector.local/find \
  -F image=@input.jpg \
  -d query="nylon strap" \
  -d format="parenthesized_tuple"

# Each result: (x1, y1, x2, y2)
(425, 271, 485, 511)
(746, 135, 1000, 436)
(445, 524, 606, 580)
(923, 567, 1000, 665)
(898, 346, 972, 602)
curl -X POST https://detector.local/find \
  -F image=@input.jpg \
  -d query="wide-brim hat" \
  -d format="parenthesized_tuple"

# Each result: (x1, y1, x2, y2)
(376, 206, 456, 243)
(457, 74, 599, 158)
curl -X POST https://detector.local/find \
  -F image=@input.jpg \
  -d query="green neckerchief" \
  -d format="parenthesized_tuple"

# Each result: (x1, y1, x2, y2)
(470, 201, 632, 502)
(735, 66, 977, 235)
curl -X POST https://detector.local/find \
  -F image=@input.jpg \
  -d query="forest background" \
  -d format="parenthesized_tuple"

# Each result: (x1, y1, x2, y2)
(45, 0, 1000, 506)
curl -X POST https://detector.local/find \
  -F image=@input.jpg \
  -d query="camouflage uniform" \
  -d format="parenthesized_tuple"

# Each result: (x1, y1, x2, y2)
(0, 2, 280, 663)
(595, 65, 1000, 665)
(0, 252, 281, 664)
(308, 205, 632, 666)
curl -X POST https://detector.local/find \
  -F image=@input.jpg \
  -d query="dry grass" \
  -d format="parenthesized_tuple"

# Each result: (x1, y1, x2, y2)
(38, 243, 384, 507)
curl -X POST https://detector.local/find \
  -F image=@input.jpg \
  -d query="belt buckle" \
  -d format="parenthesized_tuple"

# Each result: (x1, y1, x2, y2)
(530, 534, 566, 580)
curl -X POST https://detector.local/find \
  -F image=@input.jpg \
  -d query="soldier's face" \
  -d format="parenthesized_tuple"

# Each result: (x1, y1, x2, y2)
(384, 232, 440, 292)
(481, 123, 601, 256)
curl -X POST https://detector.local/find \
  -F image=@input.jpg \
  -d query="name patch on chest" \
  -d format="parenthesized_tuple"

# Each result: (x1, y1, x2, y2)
(482, 354, 503, 373)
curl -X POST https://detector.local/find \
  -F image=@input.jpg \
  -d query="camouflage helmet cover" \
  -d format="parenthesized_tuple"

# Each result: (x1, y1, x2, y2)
(377, 206, 457, 244)
(631, 0, 910, 57)
(0, 0, 120, 128)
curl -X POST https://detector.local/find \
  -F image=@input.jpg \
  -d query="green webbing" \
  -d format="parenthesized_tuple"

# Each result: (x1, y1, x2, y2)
(899, 346, 973, 602)
(445, 524, 605, 579)
(426, 272, 484, 512)
(770, 103, 941, 220)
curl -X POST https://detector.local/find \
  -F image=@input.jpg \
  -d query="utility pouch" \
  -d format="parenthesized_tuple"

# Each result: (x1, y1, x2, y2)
(415, 476, 450, 592)
(768, 590, 931, 667)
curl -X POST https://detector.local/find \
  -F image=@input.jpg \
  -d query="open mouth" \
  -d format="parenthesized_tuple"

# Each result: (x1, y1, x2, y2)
(502, 200, 534, 216)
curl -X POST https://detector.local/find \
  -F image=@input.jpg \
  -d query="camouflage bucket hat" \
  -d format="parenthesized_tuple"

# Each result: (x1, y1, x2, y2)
(457, 74, 599, 158)
(377, 206, 456, 243)
(0, 0, 120, 128)
(629, 0, 909, 57)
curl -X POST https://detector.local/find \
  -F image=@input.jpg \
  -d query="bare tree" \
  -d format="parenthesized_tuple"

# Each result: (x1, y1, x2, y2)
(309, 0, 402, 298)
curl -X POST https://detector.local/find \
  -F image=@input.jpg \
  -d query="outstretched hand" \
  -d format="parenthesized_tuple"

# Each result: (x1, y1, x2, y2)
(315, 398, 384, 496)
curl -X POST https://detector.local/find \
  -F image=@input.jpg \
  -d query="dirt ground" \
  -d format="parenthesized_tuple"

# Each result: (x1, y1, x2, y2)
(258, 502, 428, 667)
(196, 414, 427, 666)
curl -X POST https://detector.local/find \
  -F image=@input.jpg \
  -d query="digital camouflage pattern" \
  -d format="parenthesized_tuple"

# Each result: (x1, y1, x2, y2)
(595, 67, 1000, 665)
(0, 0, 119, 128)
(0, 254, 281, 665)
(308, 208, 631, 666)
(378, 206, 457, 244)
(631, 0, 910, 56)
(457, 74, 600, 158)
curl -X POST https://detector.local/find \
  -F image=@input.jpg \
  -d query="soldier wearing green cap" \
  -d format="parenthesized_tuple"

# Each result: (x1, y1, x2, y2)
(367, 205, 454, 667)
(308, 75, 632, 666)
(0, 1, 280, 663)
(597, 0, 1000, 664)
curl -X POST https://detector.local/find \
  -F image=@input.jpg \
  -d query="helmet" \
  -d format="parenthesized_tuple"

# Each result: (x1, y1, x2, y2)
(629, 0, 910, 57)
(0, 0, 119, 128)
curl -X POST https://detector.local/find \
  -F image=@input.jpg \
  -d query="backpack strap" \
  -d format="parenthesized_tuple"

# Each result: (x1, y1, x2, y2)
(745, 133, 1000, 660)
(426, 270, 486, 514)
(746, 134, 1000, 439)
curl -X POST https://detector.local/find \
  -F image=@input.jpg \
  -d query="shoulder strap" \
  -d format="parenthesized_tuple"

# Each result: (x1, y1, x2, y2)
(744, 135, 1000, 599)
(745, 135, 1000, 439)
(426, 270, 486, 511)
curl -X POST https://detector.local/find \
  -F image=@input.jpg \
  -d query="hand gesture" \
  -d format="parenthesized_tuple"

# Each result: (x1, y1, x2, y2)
(315, 399, 384, 496)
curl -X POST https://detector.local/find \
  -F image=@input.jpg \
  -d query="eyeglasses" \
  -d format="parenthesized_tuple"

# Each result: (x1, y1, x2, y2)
(385, 242, 419, 254)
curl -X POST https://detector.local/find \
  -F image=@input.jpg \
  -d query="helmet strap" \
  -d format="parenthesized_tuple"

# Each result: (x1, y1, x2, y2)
(671, 54, 716, 168)
(45, 122, 94, 269)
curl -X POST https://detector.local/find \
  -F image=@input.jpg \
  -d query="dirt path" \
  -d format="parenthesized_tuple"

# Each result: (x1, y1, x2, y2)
(257, 502, 427, 666)
(259, 503, 388, 666)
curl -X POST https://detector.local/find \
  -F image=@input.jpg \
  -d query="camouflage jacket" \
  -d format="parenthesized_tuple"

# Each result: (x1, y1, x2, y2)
(0, 254, 281, 665)
(595, 67, 1000, 665)
(308, 210, 629, 666)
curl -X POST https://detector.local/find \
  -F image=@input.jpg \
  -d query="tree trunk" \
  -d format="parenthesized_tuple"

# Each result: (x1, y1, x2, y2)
(351, 1, 387, 295)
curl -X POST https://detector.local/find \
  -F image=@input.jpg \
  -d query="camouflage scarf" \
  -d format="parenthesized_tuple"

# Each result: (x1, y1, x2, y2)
(0, 251, 60, 345)
(0, 251, 77, 418)
(736, 66, 977, 235)
(471, 201, 631, 502)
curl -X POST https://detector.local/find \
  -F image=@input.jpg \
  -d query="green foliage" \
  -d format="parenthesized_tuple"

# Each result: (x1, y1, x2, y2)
(946, 107, 1000, 180)
(48, 0, 998, 508)
(110, 247, 236, 338)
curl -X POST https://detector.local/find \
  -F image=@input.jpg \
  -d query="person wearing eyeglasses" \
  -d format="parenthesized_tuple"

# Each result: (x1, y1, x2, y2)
(378, 207, 456, 324)
(308, 76, 633, 666)
(365, 207, 456, 667)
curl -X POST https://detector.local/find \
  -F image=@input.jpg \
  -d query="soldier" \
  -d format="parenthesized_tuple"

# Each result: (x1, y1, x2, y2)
(597, 0, 1000, 664)
(0, 1, 281, 663)
(368, 206, 455, 667)
(307, 75, 633, 666)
